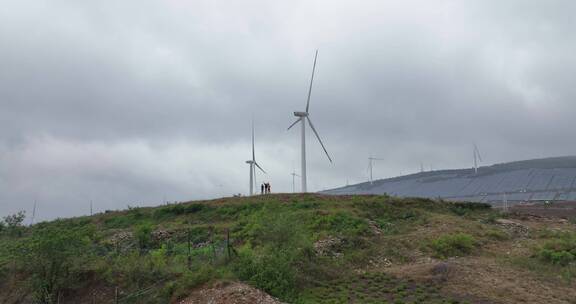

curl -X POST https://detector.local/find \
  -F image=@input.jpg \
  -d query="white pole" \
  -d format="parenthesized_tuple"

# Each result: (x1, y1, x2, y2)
(249, 163, 254, 196)
(301, 118, 307, 193)
(369, 159, 373, 184)
(473, 149, 478, 174)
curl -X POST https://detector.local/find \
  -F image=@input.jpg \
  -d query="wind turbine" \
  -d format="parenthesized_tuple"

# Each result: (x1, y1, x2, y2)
(290, 170, 301, 193)
(246, 121, 266, 195)
(287, 50, 332, 193)
(30, 199, 37, 225)
(368, 156, 384, 184)
(473, 144, 483, 174)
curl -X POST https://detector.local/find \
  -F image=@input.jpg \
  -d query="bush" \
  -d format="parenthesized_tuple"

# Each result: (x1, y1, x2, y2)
(153, 204, 206, 219)
(312, 212, 368, 236)
(134, 223, 155, 251)
(449, 202, 491, 216)
(430, 233, 477, 258)
(172, 264, 218, 300)
(107, 251, 170, 288)
(537, 233, 576, 266)
(2, 211, 26, 237)
(15, 226, 92, 303)
(232, 249, 297, 301)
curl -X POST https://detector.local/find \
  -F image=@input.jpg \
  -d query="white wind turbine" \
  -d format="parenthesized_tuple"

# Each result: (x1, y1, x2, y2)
(290, 169, 301, 193)
(287, 50, 332, 193)
(246, 121, 266, 195)
(473, 144, 482, 174)
(368, 156, 385, 184)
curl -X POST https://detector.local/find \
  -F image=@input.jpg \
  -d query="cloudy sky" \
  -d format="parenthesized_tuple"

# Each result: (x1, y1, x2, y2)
(1, 0, 575, 221)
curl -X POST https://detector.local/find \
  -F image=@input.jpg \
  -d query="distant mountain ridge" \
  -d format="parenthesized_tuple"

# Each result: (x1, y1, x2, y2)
(323, 156, 576, 202)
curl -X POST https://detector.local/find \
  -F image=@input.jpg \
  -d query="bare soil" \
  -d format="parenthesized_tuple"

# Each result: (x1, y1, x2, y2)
(385, 214, 576, 304)
(176, 281, 284, 304)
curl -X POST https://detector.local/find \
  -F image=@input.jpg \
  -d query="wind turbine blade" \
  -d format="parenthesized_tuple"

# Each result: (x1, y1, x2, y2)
(306, 116, 332, 163)
(474, 144, 483, 162)
(287, 118, 302, 131)
(305, 50, 318, 113)
(254, 162, 266, 174)
(252, 120, 255, 161)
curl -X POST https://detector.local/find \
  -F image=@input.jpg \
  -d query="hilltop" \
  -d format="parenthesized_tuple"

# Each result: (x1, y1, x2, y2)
(324, 156, 576, 203)
(1, 194, 576, 303)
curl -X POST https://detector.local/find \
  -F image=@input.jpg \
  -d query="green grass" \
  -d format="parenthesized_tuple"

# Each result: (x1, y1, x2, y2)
(430, 233, 477, 258)
(0, 194, 526, 303)
(299, 272, 456, 304)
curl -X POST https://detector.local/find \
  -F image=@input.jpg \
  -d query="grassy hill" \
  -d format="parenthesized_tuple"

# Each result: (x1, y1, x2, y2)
(1, 194, 575, 303)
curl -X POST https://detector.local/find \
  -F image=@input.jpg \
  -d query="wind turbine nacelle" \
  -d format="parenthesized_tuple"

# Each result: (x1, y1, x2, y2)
(246, 160, 254, 164)
(294, 111, 308, 117)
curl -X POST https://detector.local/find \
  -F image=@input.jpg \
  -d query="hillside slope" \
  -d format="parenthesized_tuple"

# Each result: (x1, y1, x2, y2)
(324, 156, 576, 203)
(1, 194, 575, 303)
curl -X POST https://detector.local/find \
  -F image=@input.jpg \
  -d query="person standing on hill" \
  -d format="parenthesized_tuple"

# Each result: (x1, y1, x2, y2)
(261, 183, 264, 195)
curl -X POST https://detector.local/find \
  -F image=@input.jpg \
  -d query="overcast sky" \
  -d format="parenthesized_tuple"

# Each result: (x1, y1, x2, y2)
(1, 0, 575, 221)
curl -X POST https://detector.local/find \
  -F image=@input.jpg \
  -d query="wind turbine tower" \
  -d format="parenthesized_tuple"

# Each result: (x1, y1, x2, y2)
(473, 144, 483, 174)
(287, 50, 332, 192)
(368, 156, 384, 184)
(246, 121, 266, 195)
(30, 200, 37, 225)
(290, 170, 301, 193)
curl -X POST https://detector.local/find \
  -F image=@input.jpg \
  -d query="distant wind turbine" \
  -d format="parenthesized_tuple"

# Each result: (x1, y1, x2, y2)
(246, 120, 266, 195)
(287, 50, 332, 193)
(290, 170, 301, 193)
(368, 156, 384, 184)
(473, 144, 483, 174)
(30, 200, 37, 225)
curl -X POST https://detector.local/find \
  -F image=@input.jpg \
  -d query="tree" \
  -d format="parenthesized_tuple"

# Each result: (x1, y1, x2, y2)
(134, 223, 154, 253)
(2, 211, 26, 236)
(18, 226, 91, 303)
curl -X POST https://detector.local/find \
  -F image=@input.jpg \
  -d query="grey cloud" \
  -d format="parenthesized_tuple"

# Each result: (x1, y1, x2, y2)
(1, 0, 576, 220)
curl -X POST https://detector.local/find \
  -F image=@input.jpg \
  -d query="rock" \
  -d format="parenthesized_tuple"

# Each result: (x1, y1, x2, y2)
(431, 262, 451, 282)
(495, 219, 530, 238)
(152, 229, 172, 242)
(367, 220, 383, 235)
(313, 236, 343, 257)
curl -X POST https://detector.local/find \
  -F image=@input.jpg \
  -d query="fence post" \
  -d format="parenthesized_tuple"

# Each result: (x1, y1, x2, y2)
(115, 287, 119, 304)
(187, 228, 192, 270)
(226, 228, 231, 260)
(211, 227, 216, 262)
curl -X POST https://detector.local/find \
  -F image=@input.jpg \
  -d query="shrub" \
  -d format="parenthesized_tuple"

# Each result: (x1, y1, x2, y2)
(312, 212, 368, 236)
(537, 232, 576, 266)
(430, 233, 477, 258)
(134, 223, 155, 251)
(108, 251, 170, 288)
(172, 264, 218, 300)
(153, 203, 206, 219)
(16, 226, 92, 303)
(232, 249, 297, 301)
(484, 229, 509, 241)
(2, 211, 26, 237)
(449, 202, 491, 216)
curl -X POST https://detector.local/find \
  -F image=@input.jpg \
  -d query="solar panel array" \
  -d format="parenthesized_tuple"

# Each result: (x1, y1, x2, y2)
(324, 159, 576, 202)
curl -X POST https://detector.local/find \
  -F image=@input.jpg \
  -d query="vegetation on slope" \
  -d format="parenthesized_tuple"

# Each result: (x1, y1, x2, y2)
(0, 194, 575, 303)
